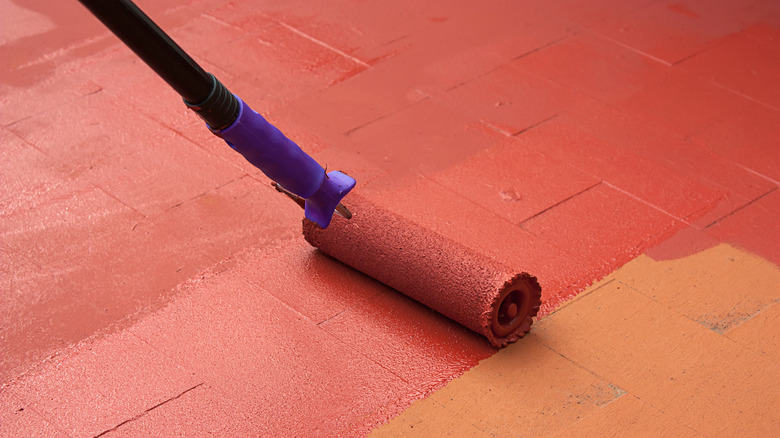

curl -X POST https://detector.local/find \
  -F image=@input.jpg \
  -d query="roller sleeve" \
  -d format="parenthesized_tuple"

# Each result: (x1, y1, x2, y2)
(302, 193, 542, 347)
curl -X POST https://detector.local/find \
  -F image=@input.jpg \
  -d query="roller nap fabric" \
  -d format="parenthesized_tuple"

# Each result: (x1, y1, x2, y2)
(303, 193, 542, 347)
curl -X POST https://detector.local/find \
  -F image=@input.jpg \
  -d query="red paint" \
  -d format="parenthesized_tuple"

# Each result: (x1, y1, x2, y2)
(303, 193, 542, 347)
(521, 183, 683, 279)
(560, 99, 777, 227)
(319, 286, 494, 390)
(8, 90, 245, 216)
(586, 0, 745, 64)
(362, 175, 599, 315)
(153, 175, 301, 263)
(0, 70, 102, 126)
(275, 67, 428, 137)
(739, 22, 780, 44)
(3, 0, 780, 436)
(0, 390, 66, 438)
(0, 0, 107, 87)
(645, 225, 720, 261)
(545, 0, 654, 26)
(430, 136, 599, 223)
(441, 62, 582, 136)
(707, 190, 780, 266)
(9, 329, 201, 437)
(668, 3, 702, 19)
(351, 3, 572, 94)
(614, 71, 753, 138)
(512, 116, 724, 223)
(0, 129, 63, 215)
(513, 31, 671, 103)
(201, 22, 365, 105)
(695, 99, 780, 183)
(1, 179, 214, 382)
(229, 237, 386, 324)
(207, 0, 428, 57)
(344, 98, 504, 180)
(127, 268, 416, 437)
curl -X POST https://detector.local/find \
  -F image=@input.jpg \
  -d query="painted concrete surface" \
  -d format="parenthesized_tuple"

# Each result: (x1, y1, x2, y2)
(374, 242, 780, 437)
(2, 0, 779, 436)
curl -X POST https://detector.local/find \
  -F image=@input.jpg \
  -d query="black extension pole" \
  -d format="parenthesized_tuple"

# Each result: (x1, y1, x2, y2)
(78, 0, 239, 130)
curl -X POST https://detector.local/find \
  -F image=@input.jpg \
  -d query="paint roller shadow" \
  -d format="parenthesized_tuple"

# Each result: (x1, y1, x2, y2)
(304, 247, 496, 354)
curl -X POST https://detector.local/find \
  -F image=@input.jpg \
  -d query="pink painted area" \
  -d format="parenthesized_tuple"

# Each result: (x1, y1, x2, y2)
(3, 0, 780, 436)
(0, 128, 64, 213)
(0, 390, 66, 438)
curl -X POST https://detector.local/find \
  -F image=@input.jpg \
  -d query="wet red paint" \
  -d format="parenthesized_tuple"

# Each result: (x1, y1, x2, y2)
(614, 71, 753, 137)
(707, 190, 780, 266)
(440, 62, 582, 136)
(513, 31, 671, 103)
(695, 100, 780, 183)
(430, 136, 600, 223)
(521, 183, 683, 280)
(645, 225, 720, 261)
(587, 0, 746, 64)
(511, 116, 725, 223)
(361, 175, 598, 315)
(3, 0, 780, 436)
(125, 267, 418, 437)
(559, 99, 777, 228)
(343, 98, 505, 179)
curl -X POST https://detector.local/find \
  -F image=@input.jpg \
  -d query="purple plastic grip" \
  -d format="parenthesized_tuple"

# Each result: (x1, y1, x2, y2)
(215, 96, 324, 197)
(213, 96, 355, 228)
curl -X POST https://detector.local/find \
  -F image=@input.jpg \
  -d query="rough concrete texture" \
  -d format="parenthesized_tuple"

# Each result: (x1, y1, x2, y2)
(2, 0, 780, 436)
(374, 242, 780, 437)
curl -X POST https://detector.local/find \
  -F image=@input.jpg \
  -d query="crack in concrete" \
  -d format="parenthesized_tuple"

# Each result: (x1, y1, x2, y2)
(705, 186, 777, 229)
(93, 382, 204, 437)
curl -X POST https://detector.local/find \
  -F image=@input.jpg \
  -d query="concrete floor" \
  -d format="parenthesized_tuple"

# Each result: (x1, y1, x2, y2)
(2, 0, 779, 436)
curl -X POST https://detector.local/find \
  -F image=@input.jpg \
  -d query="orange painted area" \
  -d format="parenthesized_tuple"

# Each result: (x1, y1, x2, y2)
(374, 244, 780, 436)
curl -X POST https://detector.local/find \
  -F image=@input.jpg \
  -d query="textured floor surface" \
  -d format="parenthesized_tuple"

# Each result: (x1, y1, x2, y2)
(2, 0, 779, 436)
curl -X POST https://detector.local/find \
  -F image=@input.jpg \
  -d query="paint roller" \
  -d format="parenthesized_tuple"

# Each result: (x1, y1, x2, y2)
(79, 0, 542, 347)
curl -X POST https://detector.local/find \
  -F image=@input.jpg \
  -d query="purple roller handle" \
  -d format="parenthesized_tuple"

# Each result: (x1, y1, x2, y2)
(213, 96, 355, 228)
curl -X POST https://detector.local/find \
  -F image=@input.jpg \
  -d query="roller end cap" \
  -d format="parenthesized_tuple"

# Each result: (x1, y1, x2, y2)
(488, 273, 542, 348)
(304, 171, 356, 228)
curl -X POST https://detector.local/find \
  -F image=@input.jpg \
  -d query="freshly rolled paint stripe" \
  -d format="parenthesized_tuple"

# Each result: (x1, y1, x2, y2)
(303, 193, 542, 347)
